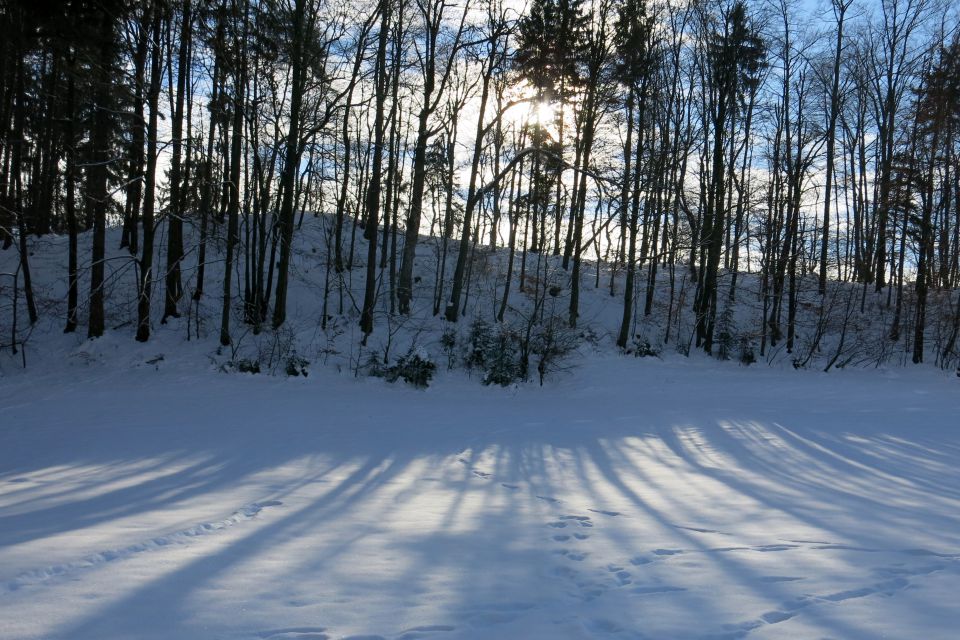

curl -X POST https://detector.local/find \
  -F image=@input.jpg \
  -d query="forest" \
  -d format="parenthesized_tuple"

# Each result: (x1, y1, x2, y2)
(2, 0, 959, 378)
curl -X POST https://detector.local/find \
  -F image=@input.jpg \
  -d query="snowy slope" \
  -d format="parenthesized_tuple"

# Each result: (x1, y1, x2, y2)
(2, 353, 958, 639)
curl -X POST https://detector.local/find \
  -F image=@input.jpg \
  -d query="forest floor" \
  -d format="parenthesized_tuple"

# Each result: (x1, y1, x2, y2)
(2, 346, 959, 639)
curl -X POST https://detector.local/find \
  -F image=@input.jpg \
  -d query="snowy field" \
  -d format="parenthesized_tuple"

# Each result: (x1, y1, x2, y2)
(1, 353, 959, 640)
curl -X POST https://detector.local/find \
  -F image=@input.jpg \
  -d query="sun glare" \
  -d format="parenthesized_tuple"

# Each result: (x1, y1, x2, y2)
(502, 81, 557, 130)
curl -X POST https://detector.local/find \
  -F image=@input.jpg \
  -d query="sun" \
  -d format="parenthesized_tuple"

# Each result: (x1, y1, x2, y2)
(502, 80, 557, 129)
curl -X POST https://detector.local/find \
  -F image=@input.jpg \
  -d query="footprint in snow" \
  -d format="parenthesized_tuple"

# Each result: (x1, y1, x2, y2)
(632, 585, 687, 595)
(813, 543, 879, 552)
(674, 524, 729, 535)
(786, 539, 835, 545)
(258, 627, 328, 640)
(579, 587, 606, 602)
(823, 577, 909, 602)
(607, 565, 632, 586)
(558, 515, 593, 527)
(754, 544, 800, 552)
(719, 569, 933, 638)
(554, 565, 578, 579)
(395, 624, 456, 640)
(588, 509, 621, 517)
(759, 576, 803, 583)
(8, 499, 284, 592)
(760, 610, 796, 624)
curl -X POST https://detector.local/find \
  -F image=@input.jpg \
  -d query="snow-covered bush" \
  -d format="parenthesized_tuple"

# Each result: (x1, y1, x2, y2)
(531, 317, 578, 385)
(285, 354, 309, 377)
(631, 335, 660, 358)
(224, 358, 260, 375)
(385, 346, 436, 388)
(465, 318, 494, 371)
(483, 328, 521, 387)
(440, 328, 457, 370)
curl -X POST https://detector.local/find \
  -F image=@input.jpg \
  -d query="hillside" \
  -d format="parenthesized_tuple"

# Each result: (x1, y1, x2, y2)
(1, 214, 958, 382)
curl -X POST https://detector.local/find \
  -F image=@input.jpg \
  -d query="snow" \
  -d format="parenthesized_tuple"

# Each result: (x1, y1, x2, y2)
(2, 351, 958, 639)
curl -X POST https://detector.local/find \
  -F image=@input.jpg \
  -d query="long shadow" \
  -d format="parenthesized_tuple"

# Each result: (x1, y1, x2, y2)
(49, 449, 413, 639)
(3, 365, 959, 639)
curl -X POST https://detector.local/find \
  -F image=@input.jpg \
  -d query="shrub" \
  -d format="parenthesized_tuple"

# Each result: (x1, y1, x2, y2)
(632, 335, 660, 358)
(484, 329, 521, 386)
(531, 318, 578, 385)
(385, 346, 436, 388)
(285, 354, 309, 377)
(363, 352, 386, 378)
(465, 318, 494, 370)
(440, 328, 457, 370)
(230, 358, 260, 374)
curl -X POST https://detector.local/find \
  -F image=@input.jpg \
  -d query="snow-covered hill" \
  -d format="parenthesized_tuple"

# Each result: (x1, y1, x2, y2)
(1, 214, 957, 381)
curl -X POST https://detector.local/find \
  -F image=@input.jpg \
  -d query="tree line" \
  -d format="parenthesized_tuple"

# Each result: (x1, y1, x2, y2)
(1, 0, 959, 369)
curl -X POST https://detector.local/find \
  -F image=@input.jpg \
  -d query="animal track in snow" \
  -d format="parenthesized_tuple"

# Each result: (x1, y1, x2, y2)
(258, 627, 328, 640)
(760, 610, 796, 624)
(823, 577, 909, 602)
(606, 565, 632, 586)
(548, 515, 594, 529)
(587, 509, 621, 517)
(715, 559, 957, 638)
(395, 624, 456, 640)
(674, 524, 728, 534)
(558, 515, 593, 527)
(456, 458, 491, 480)
(753, 544, 800, 552)
(632, 585, 687, 595)
(5, 500, 284, 592)
(553, 565, 578, 579)
(758, 576, 803, 583)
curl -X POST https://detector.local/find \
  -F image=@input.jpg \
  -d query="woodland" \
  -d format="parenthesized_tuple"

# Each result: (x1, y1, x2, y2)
(1, 0, 959, 378)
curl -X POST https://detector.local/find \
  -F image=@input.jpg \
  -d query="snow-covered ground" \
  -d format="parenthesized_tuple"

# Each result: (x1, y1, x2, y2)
(2, 349, 958, 639)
